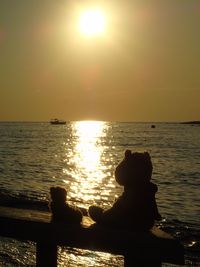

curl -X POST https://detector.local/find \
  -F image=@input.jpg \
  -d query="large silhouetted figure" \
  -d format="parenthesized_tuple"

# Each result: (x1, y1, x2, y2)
(89, 150, 161, 230)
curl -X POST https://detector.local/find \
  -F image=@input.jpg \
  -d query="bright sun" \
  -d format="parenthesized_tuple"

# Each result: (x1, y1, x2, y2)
(79, 8, 106, 36)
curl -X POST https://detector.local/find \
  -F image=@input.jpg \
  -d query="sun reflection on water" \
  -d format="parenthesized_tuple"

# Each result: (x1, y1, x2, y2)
(73, 121, 105, 176)
(63, 121, 109, 207)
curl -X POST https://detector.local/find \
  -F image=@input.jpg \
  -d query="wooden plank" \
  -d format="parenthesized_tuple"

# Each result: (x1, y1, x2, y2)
(0, 206, 185, 265)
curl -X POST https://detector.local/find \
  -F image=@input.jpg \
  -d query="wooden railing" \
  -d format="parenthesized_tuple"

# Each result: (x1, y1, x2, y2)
(0, 206, 185, 267)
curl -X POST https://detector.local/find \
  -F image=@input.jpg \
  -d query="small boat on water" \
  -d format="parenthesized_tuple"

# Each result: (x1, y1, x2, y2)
(50, 119, 66, 125)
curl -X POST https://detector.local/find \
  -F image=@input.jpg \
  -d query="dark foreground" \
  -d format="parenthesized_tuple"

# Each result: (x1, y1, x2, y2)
(0, 206, 184, 267)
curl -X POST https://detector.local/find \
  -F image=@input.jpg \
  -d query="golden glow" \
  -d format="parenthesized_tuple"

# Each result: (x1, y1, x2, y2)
(79, 8, 106, 36)
(74, 121, 104, 175)
(63, 121, 109, 206)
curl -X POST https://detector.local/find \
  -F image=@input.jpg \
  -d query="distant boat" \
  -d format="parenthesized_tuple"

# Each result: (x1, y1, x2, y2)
(151, 124, 156, 128)
(50, 119, 66, 125)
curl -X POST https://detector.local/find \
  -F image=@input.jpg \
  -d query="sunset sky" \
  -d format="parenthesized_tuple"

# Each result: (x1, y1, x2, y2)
(0, 0, 200, 122)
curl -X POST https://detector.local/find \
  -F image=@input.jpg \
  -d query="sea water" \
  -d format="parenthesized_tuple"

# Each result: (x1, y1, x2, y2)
(0, 121, 199, 266)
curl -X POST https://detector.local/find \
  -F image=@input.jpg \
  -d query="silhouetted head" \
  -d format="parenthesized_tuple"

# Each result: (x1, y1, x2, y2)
(50, 186, 67, 203)
(115, 150, 153, 186)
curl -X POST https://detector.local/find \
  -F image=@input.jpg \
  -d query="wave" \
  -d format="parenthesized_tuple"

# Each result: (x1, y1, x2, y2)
(0, 189, 49, 211)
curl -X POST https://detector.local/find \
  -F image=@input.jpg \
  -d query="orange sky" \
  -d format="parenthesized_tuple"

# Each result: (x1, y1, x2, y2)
(0, 0, 200, 121)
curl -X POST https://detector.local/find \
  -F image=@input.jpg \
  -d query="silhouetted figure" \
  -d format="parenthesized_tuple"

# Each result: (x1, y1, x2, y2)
(49, 186, 82, 224)
(89, 150, 161, 230)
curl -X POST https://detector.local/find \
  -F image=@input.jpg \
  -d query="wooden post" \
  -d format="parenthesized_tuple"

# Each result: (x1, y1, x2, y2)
(36, 242, 57, 267)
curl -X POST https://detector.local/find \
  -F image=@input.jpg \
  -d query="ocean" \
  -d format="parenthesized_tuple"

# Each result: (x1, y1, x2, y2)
(0, 121, 199, 266)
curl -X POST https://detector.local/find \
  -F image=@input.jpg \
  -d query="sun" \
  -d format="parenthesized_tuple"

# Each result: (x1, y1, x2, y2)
(79, 8, 106, 36)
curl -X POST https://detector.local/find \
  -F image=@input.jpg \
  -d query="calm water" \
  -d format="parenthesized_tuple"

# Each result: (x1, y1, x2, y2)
(0, 121, 199, 266)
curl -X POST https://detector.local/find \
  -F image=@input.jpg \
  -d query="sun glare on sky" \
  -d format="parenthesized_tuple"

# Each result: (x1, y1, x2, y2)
(79, 8, 106, 36)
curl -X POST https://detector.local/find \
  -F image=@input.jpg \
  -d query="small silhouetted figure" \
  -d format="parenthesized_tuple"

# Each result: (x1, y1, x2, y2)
(89, 150, 161, 230)
(49, 186, 82, 224)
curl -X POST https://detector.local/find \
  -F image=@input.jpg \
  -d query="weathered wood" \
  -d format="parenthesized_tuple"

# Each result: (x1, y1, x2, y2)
(0, 206, 185, 266)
